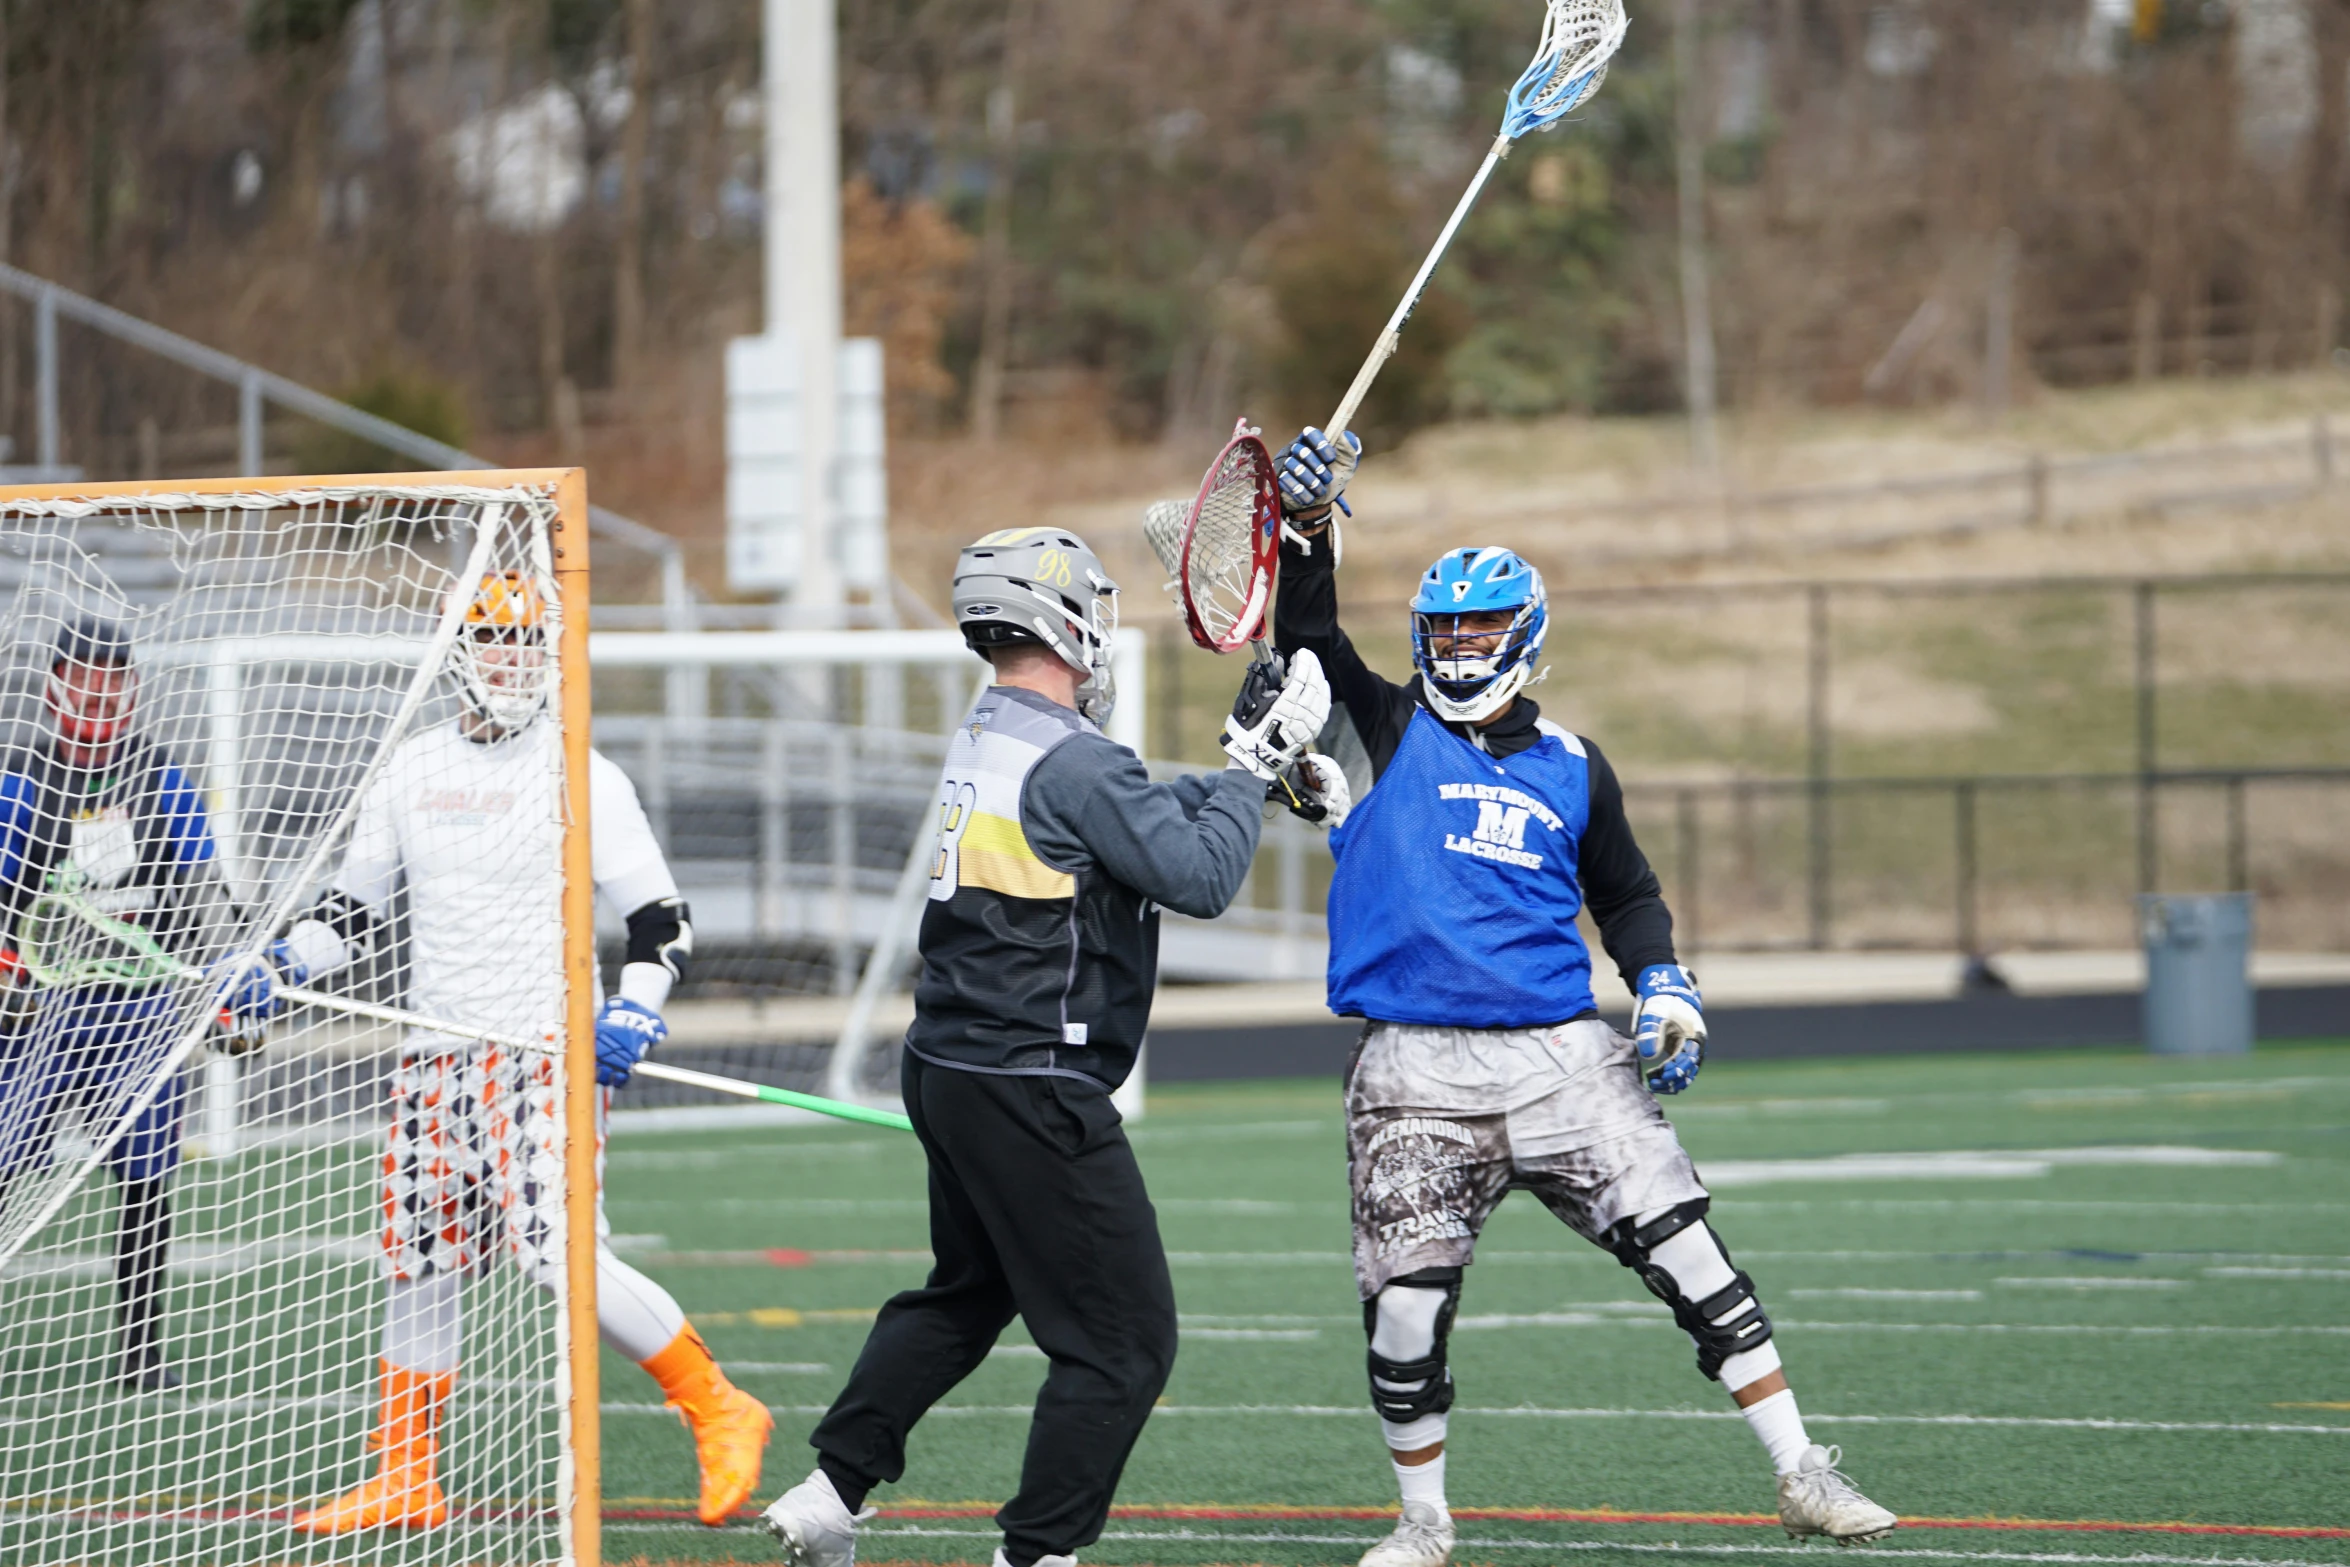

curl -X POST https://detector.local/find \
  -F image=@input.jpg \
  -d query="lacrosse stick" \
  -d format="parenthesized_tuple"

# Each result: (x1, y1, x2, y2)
(1323, 0, 1629, 442)
(1144, 417, 1281, 655)
(23, 888, 915, 1132)
(1144, 421, 1331, 815)
(248, 980, 920, 1133)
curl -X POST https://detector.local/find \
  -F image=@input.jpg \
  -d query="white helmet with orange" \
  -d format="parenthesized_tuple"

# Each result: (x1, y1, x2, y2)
(454, 571, 550, 732)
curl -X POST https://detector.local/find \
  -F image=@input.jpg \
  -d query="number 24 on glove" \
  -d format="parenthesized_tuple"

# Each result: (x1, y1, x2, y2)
(1631, 963, 1705, 1094)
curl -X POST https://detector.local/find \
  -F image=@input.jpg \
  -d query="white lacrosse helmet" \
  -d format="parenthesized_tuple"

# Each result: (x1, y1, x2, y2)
(952, 528, 1121, 726)
(453, 571, 550, 732)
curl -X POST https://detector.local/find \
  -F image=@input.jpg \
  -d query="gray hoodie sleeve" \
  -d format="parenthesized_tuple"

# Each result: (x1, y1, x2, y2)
(1020, 735, 1264, 918)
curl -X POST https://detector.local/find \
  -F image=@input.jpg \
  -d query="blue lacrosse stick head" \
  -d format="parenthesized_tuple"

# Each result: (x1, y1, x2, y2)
(1500, 4, 1628, 141)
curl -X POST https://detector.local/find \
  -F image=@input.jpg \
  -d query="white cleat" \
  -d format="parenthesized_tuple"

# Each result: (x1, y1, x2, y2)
(991, 1551, 1078, 1567)
(1778, 1445, 1898, 1545)
(1358, 1501, 1455, 1567)
(760, 1468, 875, 1567)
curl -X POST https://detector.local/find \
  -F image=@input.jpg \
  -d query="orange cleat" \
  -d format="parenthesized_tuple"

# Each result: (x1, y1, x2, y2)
(682, 1379, 775, 1525)
(642, 1324, 773, 1525)
(291, 1360, 453, 1534)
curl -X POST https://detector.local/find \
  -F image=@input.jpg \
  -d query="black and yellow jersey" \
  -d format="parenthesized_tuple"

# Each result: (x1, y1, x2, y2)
(905, 685, 1263, 1089)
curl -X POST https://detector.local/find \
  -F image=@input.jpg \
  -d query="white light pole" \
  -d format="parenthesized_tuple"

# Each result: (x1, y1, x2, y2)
(763, 0, 840, 621)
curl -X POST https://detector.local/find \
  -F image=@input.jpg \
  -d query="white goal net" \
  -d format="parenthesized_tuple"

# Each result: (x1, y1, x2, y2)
(0, 474, 592, 1565)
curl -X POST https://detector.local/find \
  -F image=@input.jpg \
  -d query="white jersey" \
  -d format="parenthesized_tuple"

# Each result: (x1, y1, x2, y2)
(333, 720, 675, 1041)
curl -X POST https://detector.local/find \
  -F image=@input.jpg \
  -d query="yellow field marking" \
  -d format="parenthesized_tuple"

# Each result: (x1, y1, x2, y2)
(692, 1306, 879, 1329)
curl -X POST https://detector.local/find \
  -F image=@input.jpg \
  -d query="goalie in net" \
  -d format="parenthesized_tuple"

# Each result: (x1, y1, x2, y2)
(223, 570, 773, 1534)
(0, 614, 239, 1393)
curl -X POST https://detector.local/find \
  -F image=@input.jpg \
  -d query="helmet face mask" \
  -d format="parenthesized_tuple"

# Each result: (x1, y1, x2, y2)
(455, 572, 550, 733)
(47, 660, 137, 759)
(1408, 548, 1548, 724)
(47, 616, 138, 764)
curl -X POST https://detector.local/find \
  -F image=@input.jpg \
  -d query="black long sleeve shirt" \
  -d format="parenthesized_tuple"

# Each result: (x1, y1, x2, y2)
(1272, 532, 1678, 989)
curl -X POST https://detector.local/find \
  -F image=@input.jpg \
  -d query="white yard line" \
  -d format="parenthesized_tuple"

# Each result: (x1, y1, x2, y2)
(839, 1523, 2350, 1567)
(598, 1400, 2350, 1436)
(1718, 1200, 2337, 1217)
(1701, 1147, 2280, 1188)
(1996, 1278, 2191, 1290)
(1749, 1251, 2350, 1265)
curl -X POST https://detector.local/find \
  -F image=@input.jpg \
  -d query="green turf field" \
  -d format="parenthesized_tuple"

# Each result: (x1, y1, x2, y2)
(591, 1039, 2350, 1567)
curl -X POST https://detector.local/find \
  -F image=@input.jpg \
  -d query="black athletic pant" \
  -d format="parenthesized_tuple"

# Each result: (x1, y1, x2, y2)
(811, 1050, 1178, 1565)
(116, 1174, 173, 1377)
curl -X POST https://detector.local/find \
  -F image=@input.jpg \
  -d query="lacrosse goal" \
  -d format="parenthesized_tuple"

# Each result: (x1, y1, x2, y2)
(0, 470, 601, 1566)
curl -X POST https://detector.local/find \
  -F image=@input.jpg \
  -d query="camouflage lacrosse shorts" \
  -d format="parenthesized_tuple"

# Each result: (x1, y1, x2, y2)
(380, 1042, 610, 1283)
(1345, 1016, 1709, 1299)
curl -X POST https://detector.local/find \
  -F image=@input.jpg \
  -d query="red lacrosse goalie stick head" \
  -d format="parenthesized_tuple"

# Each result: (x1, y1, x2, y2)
(1142, 418, 1281, 653)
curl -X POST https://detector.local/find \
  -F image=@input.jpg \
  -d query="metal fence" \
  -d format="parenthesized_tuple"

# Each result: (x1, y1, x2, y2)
(1624, 767, 2350, 958)
(1539, 572, 2350, 944)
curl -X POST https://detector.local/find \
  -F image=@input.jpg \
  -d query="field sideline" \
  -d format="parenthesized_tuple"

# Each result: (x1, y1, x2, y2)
(597, 1040, 2349, 1567)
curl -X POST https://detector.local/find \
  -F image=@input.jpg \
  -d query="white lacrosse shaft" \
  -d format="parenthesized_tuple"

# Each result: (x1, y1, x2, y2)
(1325, 134, 1512, 439)
(202, 971, 915, 1130)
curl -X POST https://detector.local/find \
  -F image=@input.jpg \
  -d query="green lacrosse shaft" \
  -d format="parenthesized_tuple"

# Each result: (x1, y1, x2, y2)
(617, 1056, 917, 1132)
(258, 977, 914, 1133)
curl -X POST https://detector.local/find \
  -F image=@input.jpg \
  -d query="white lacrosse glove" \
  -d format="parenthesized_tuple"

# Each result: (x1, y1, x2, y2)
(1221, 648, 1331, 783)
(1277, 751, 1352, 829)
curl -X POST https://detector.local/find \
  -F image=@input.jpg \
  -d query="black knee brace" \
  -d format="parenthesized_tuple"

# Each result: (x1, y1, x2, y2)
(1363, 1266, 1462, 1424)
(1605, 1199, 1774, 1382)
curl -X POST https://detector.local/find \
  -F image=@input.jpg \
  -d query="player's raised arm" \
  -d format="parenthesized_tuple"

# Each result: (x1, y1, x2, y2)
(1270, 427, 1421, 776)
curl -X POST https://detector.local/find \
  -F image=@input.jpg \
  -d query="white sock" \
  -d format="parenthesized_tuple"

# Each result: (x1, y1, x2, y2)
(1381, 1413, 1448, 1452)
(382, 1272, 462, 1373)
(597, 1248, 688, 1362)
(1393, 1449, 1448, 1516)
(1740, 1387, 1812, 1475)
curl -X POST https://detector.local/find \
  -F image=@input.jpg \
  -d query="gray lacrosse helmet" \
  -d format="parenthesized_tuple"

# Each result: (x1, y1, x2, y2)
(953, 527, 1120, 725)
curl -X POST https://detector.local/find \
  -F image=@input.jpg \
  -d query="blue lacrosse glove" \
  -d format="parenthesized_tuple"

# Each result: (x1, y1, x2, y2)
(212, 939, 304, 1021)
(1275, 426, 1363, 518)
(595, 997, 668, 1087)
(1631, 963, 1706, 1095)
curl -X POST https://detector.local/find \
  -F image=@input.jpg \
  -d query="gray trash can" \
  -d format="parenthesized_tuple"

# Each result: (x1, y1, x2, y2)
(2140, 893, 2254, 1056)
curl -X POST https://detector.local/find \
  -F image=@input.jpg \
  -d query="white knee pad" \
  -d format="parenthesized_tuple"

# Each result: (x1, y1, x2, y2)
(1647, 1224, 1782, 1386)
(1618, 1206, 1778, 1385)
(1367, 1271, 1460, 1451)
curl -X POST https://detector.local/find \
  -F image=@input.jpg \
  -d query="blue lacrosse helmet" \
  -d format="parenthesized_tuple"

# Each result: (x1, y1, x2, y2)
(1409, 547, 1548, 723)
